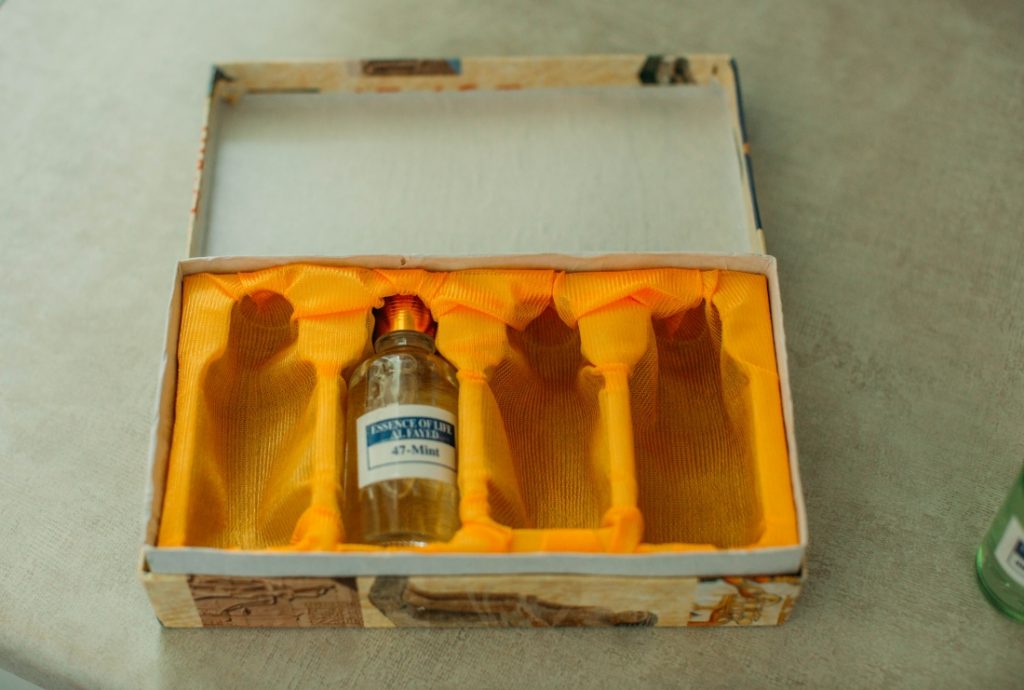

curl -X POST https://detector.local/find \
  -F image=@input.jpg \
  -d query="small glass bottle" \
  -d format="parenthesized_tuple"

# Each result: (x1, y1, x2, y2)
(976, 463, 1024, 621)
(343, 295, 460, 546)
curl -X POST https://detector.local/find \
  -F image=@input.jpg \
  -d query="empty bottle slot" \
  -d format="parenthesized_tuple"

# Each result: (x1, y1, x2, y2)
(486, 308, 610, 530)
(190, 291, 318, 548)
(631, 300, 764, 547)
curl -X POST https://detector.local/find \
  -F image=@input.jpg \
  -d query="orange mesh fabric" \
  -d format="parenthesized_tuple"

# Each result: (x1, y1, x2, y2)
(490, 308, 606, 530)
(157, 265, 797, 554)
(200, 292, 317, 549)
(429, 270, 556, 551)
(159, 265, 390, 549)
(631, 285, 763, 547)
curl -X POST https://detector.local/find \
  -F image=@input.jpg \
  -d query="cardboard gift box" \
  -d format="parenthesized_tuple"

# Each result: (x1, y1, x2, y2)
(140, 54, 807, 628)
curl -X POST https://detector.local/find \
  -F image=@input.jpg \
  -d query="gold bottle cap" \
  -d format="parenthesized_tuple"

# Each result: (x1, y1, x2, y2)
(374, 295, 437, 340)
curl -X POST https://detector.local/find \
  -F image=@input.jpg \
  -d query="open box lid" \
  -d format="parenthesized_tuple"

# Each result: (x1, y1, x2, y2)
(189, 54, 764, 258)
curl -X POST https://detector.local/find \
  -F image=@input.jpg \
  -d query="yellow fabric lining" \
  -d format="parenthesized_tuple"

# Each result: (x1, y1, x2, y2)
(157, 264, 797, 554)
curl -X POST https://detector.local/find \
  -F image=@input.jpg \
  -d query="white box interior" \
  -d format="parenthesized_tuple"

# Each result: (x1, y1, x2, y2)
(199, 84, 756, 257)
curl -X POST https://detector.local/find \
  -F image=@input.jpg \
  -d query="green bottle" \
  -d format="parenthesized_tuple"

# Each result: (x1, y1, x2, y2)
(976, 464, 1024, 621)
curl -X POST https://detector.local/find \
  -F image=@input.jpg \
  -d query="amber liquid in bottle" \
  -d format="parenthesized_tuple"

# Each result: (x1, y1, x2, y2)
(343, 298, 460, 546)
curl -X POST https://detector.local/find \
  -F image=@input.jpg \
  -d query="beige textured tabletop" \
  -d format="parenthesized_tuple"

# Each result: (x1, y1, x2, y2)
(2, 1, 1023, 687)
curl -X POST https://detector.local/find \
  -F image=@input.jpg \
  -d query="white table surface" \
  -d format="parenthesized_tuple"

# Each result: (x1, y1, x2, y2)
(1, 0, 1022, 687)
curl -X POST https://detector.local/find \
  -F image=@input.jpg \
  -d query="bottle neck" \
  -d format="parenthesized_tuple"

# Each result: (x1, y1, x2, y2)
(374, 330, 435, 354)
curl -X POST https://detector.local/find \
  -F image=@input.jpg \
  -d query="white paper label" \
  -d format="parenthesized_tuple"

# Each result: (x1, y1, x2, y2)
(994, 516, 1024, 587)
(356, 404, 457, 489)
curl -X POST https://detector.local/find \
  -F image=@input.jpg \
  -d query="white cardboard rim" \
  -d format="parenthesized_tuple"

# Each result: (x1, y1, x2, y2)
(143, 544, 805, 579)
